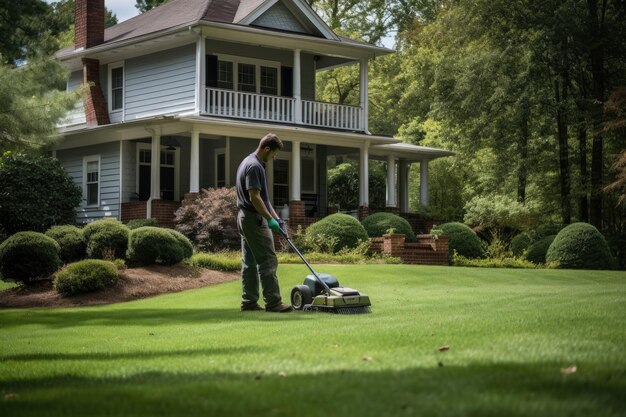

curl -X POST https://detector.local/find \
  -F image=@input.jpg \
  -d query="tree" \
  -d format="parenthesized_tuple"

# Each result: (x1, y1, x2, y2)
(135, 0, 170, 13)
(0, 152, 82, 235)
(0, 58, 80, 151)
(0, 0, 53, 65)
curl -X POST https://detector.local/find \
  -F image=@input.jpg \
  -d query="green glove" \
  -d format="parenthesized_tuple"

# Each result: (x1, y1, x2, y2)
(267, 217, 280, 232)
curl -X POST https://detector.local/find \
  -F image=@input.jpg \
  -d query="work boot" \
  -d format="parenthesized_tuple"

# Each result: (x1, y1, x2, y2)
(241, 303, 264, 311)
(265, 303, 293, 313)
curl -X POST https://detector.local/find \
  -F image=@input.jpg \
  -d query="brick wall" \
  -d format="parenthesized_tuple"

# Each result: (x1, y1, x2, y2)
(121, 200, 180, 229)
(75, 0, 104, 50)
(82, 58, 110, 126)
(369, 234, 449, 266)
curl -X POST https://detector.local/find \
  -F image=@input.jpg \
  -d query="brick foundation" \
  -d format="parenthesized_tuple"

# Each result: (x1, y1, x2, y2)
(358, 205, 369, 220)
(369, 234, 449, 266)
(121, 200, 180, 229)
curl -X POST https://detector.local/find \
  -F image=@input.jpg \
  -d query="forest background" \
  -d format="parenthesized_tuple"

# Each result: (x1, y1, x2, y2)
(1, 0, 625, 245)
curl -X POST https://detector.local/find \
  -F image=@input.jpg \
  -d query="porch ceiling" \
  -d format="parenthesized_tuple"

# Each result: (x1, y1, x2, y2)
(369, 142, 455, 162)
(52, 115, 399, 150)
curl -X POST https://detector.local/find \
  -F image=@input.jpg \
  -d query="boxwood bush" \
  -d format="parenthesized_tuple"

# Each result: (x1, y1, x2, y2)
(0, 232, 61, 284)
(126, 218, 158, 229)
(439, 222, 485, 259)
(45, 225, 86, 263)
(510, 232, 533, 257)
(54, 259, 119, 296)
(305, 213, 368, 254)
(546, 222, 615, 270)
(127, 226, 192, 265)
(525, 235, 556, 264)
(361, 212, 416, 241)
(82, 219, 130, 259)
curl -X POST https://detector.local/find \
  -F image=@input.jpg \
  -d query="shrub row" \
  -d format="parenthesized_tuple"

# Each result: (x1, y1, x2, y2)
(0, 220, 193, 288)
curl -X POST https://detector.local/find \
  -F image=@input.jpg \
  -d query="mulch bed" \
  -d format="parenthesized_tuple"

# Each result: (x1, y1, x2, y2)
(0, 265, 238, 308)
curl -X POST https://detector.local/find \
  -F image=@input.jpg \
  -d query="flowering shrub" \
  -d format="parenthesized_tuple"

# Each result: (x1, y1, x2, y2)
(174, 187, 239, 251)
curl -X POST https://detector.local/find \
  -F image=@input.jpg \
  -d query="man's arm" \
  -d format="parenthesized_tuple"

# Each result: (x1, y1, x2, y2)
(248, 188, 275, 220)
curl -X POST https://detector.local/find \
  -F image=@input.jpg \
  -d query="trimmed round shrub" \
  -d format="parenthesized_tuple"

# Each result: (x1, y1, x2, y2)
(361, 212, 416, 242)
(127, 227, 189, 265)
(82, 219, 130, 259)
(0, 232, 61, 284)
(167, 229, 193, 259)
(440, 222, 485, 259)
(126, 218, 158, 229)
(45, 225, 86, 263)
(525, 235, 556, 264)
(546, 223, 615, 270)
(511, 232, 533, 257)
(305, 213, 369, 254)
(54, 260, 119, 296)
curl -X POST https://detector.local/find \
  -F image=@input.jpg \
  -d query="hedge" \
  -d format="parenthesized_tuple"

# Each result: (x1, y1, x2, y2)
(305, 214, 369, 254)
(0, 232, 61, 284)
(546, 222, 615, 270)
(439, 222, 485, 259)
(45, 225, 86, 263)
(82, 219, 130, 259)
(55, 259, 119, 296)
(361, 212, 416, 242)
(127, 227, 192, 265)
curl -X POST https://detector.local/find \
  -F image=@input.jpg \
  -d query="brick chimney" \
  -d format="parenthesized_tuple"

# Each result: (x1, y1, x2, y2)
(75, 0, 105, 50)
(75, 0, 110, 126)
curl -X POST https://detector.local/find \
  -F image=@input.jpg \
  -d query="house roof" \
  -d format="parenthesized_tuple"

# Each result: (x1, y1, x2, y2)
(57, 0, 390, 59)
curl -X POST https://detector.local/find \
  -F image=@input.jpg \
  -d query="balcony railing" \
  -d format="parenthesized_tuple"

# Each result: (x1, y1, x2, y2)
(204, 87, 364, 131)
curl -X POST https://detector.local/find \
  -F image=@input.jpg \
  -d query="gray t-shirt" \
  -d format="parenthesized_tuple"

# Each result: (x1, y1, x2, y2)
(236, 153, 271, 212)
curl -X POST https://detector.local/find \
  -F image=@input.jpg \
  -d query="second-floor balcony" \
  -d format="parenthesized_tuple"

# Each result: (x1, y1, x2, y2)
(203, 87, 364, 131)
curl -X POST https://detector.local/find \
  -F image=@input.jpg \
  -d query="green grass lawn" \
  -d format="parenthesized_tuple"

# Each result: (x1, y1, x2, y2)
(1, 265, 625, 416)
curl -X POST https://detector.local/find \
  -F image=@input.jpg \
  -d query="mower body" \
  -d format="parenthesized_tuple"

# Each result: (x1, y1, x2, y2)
(291, 273, 371, 314)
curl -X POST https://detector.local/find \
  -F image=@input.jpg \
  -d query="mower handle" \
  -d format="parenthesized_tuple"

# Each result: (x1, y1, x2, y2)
(278, 226, 332, 295)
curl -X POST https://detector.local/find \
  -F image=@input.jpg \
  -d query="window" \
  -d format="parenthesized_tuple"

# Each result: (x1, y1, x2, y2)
(273, 159, 289, 207)
(136, 144, 179, 202)
(215, 149, 226, 187)
(218, 61, 233, 90)
(109, 66, 124, 111)
(260, 66, 278, 95)
(212, 55, 281, 96)
(84, 156, 100, 207)
(238, 63, 256, 93)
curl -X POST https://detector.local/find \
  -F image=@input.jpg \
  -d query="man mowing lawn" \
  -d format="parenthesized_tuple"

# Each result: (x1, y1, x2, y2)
(235, 133, 292, 313)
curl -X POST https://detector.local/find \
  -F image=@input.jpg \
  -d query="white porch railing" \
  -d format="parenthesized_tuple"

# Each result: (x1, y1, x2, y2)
(302, 99, 363, 131)
(205, 88, 295, 123)
(204, 88, 364, 131)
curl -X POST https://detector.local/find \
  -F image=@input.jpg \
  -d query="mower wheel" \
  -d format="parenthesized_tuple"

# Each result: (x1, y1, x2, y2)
(291, 285, 312, 310)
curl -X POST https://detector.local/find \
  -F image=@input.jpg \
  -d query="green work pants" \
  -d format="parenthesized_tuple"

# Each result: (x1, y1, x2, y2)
(237, 209, 282, 307)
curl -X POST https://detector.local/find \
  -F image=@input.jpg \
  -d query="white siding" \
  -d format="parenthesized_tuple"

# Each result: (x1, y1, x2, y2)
(56, 142, 120, 224)
(59, 71, 86, 128)
(124, 44, 196, 120)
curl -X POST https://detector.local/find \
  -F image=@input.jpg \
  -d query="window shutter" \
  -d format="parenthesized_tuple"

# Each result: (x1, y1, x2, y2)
(206, 55, 218, 88)
(281, 66, 293, 97)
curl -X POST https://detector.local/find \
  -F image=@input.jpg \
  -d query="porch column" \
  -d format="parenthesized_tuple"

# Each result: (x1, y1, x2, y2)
(359, 141, 369, 207)
(386, 154, 396, 207)
(359, 58, 369, 132)
(150, 131, 161, 200)
(398, 160, 410, 213)
(190, 130, 200, 193)
(290, 141, 301, 201)
(420, 159, 429, 206)
(294, 49, 302, 124)
(195, 34, 206, 113)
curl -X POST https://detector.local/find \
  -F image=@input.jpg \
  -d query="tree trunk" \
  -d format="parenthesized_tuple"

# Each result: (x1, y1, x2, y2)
(517, 98, 530, 203)
(578, 116, 589, 222)
(554, 78, 571, 224)
(587, 0, 605, 229)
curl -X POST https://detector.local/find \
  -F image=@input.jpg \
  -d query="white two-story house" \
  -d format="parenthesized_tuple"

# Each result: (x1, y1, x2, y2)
(54, 0, 453, 229)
